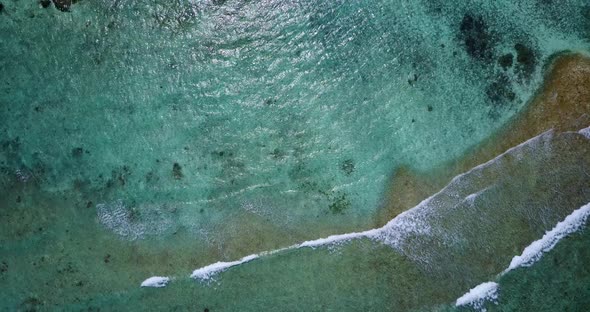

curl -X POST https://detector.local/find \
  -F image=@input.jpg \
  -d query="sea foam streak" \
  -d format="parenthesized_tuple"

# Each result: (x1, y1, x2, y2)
(191, 255, 260, 280)
(141, 127, 590, 288)
(455, 282, 499, 311)
(456, 202, 590, 310)
(189, 229, 380, 282)
(141, 276, 170, 288)
(504, 202, 590, 273)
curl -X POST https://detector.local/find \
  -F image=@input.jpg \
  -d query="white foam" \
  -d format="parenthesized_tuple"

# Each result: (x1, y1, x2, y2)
(189, 230, 382, 282)
(455, 201, 590, 308)
(504, 202, 590, 273)
(579, 126, 590, 139)
(298, 229, 382, 248)
(455, 282, 499, 310)
(140, 276, 170, 288)
(191, 254, 259, 280)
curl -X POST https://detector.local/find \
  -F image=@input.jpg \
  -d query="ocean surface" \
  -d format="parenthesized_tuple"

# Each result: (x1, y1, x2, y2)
(1, 0, 589, 311)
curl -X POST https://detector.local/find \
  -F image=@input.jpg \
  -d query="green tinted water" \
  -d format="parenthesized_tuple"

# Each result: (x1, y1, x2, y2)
(1, 0, 590, 310)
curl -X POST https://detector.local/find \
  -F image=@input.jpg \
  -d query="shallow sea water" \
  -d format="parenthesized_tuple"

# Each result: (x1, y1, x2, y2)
(1, 0, 589, 311)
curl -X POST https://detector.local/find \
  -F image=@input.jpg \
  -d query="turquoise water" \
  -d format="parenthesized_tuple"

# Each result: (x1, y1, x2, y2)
(1, 0, 590, 310)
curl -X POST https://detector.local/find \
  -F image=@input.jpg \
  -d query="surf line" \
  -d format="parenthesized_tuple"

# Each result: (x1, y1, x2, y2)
(140, 128, 548, 287)
(142, 198, 590, 289)
(142, 127, 590, 288)
(140, 228, 383, 287)
(455, 201, 590, 310)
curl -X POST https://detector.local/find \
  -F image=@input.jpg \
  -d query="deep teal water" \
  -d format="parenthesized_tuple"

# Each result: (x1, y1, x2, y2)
(1, 0, 590, 311)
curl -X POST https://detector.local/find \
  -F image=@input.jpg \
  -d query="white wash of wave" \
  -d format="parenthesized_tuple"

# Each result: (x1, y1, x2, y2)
(140, 276, 170, 288)
(191, 255, 260, 280)
(141, 127, 590, 288)
(455, 282, 499, 312)
(190, 230, 381, 282)
(504, 202, 590, 273)
(456, 202, 590, 310)
(141, 230, 381, 287)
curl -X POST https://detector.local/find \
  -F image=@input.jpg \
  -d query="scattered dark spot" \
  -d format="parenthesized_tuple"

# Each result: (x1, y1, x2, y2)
(583, 6, 590, 21)
(498, 53, 513, 70)
(212, 0, 226, 5)
(0, 3, 4, 13)
(427, 105, 433, 112)
(199, 208, 204, 213)
(329, 193, 351, 214)
(514, 43, 536, 78)
(75, 280, 84, 287)
(104, 254, 111, 263)
(20, 297, 42, 310)
(145, 171, 158, 183)
(459, 13, 494, 60)
(218, 151, 224, 157)
(407, 73, 418, 86)
(204, 309, 210, 312)
(183, 146, 189, 151)
(105, 179, 114, 188)
(107, 166, 132, 188)
(1, 136, 21, 152)
(440, 43, 445, 48)
(57, 262, 77, 274)
(72, 147, 84, 158)
(52, 0, 71, 12)
(270, 148, 285, 160)
(38, 227, 43, 232)
(0, 261, 7, 273)
(264, 98, 277, 106)
(340, 159, 355, 175)
(128, 207, 140, 221)
(172, 162, 183, 180)
(117, 173, 125, 186)
(16, 195, 21, 203)
(486, 73, 516, 106)
(40, 0, 51, 8)
(34, 106, 42, 112)
(411, 118, 416, 123)
(86, 201, 93, 208)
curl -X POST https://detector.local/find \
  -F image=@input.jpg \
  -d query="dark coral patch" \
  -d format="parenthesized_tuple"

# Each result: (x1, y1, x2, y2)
(71, 147, 84, 158)
(52, 0, 71, 12)
(341, 159, 355, 175)
(498, 53, 514, 70)
(459, 13, 495, 60)
(106, 166, 132, 188)
(486, 73, 516, 106)
(329, 193, 351, 214)
(172, 162, 183, 180)
(514, 43, 537, 78)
